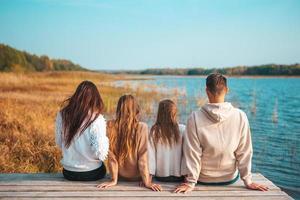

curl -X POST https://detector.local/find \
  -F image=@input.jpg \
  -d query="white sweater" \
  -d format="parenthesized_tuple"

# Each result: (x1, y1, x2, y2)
(55, 112, 109, 172)
(148, 124, 186, 177)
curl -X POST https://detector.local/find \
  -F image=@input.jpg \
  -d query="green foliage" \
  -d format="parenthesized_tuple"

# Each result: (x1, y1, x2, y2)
(2, 43, 299, 75)
(121, 64, 300, 76)
(0, 44, 85, 72)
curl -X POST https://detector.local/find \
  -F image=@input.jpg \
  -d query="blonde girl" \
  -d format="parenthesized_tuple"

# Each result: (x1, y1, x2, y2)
(97, 95, 161, 191)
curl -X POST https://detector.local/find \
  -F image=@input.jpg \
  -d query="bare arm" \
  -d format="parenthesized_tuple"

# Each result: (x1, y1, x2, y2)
(97, 150, 118, 189)
(97, 121, 118, 189)
(108, 151, 119, 183)
(138, 123, 161, 191)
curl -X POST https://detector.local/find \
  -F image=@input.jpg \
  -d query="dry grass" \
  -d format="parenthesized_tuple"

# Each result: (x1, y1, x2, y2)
(0, 71, 161, 173)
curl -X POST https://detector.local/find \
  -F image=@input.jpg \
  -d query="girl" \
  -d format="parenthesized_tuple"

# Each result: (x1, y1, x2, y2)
(97, 94, 161, 191)
(148, 99, 186, 182)
(55, 80, 109, 181)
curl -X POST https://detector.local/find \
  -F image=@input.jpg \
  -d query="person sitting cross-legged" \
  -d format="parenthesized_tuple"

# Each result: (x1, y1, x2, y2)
(175, 73, 269, 193)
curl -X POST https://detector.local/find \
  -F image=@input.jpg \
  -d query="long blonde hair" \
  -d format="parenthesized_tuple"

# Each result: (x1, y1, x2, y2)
(150, 99, 180, 147)
(108, 95, 140, 166)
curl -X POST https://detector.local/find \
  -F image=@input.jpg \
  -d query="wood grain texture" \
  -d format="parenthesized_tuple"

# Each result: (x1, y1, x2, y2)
(0, 173, 293, 200)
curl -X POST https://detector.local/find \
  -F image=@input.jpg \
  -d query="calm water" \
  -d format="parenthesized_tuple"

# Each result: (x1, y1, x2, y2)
(115, 76, 300, 199)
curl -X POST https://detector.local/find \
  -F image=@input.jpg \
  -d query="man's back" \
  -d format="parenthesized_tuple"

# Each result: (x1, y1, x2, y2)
(175, 73, 268, 193)
(181, 102, 253, 186)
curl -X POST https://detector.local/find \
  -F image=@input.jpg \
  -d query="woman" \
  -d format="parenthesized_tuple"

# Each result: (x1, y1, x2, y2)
(55, 80, 109, 181)
(148, 99, 186, 182)
(97, 95, 161, 191)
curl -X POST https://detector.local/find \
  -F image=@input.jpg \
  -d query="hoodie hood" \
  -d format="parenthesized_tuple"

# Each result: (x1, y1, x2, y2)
(201, 102, 234, 122)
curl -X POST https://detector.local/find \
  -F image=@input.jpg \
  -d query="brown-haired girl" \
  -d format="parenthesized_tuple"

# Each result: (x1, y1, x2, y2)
(148, 99, 186, 182)
(55, 80, 109, 181)
(97, 94, 161, 191)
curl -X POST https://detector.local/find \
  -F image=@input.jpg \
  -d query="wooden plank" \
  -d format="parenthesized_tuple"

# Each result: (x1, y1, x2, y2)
(0, 175, 274, 184)
(0, 179, 276, 185)
(0, 190, 290, 197)
(0, 176, 280, 190)
(0, 184, 280, 192)
(0, 197, 293, 200)
(0, 173, 292, 200)
(0, 173, 268, 181)
(0, 179, 280, 191)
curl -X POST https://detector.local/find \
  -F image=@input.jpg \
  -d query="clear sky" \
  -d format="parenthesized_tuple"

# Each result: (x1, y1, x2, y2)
(0, 0, 299, 70)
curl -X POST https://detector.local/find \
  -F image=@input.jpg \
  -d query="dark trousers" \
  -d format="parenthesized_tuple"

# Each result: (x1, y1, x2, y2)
(197, 174, 239, 186)
(154, 176, 185, 182)
(63, 164, 106, 181)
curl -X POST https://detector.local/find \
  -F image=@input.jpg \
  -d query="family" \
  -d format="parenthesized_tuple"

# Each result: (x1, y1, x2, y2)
(55, 73, 269, 193)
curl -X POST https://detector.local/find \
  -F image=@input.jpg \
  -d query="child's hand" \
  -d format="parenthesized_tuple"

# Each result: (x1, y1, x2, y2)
(97, 180, 117, 189)
(144, 182, 162, 191)
(174, 182, 194, 193)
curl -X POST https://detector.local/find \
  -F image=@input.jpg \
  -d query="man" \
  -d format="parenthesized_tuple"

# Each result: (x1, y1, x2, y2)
(175, 73, 268, 193)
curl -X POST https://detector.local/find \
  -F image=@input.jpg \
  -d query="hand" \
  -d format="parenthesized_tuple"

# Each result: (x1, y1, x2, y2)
(144, 182, 162, 191)
(174, 183, 194, 193)
(246, 182, 269, 191)
(96, 180, 117, 189)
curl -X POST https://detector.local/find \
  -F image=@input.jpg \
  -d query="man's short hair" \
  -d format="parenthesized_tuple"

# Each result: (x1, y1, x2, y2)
(206, 73, 227, 95)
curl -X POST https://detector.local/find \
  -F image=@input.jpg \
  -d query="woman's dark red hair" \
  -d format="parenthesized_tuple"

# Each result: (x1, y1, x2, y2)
(61, 80, 104, 148)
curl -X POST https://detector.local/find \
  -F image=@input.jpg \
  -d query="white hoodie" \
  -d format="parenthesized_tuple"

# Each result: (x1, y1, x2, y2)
(181, 102, 253, 186)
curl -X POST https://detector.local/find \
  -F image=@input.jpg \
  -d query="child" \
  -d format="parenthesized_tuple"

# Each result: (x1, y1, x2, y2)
(148, 99, 186, 182)
(97, 94, 161, 191)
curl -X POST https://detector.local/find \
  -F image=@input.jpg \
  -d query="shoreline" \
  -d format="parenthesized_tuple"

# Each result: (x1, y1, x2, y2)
(1, 71, 299, 78)
(112, 73, 300, 79)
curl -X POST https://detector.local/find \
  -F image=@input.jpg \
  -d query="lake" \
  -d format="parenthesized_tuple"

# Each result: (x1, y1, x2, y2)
(115, 76, 300, 199)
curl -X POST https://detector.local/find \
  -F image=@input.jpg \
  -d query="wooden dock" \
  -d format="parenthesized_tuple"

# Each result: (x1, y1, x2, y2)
(0, 173, 293, 199)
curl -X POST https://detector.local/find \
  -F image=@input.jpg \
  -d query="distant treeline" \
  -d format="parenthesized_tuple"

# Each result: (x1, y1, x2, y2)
(0, 44, 85, 72)
(112, 64, 300, 76)
(1, 43, 299, 75)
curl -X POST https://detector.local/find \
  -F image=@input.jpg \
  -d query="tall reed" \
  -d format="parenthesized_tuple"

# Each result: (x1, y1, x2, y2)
(0, 72, 161, 173)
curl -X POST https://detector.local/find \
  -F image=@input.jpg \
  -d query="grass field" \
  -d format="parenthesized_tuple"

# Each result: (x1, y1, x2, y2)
(0, 71, 162, 173)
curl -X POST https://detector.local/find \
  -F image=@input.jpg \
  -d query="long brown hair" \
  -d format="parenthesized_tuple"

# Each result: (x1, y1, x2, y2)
(109, 94, 140, 166)
(61, 80, 104, 148)
(150, 99, 180, 147)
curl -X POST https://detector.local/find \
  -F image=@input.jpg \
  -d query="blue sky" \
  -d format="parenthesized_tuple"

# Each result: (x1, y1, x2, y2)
(0, 0, 299, 70)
